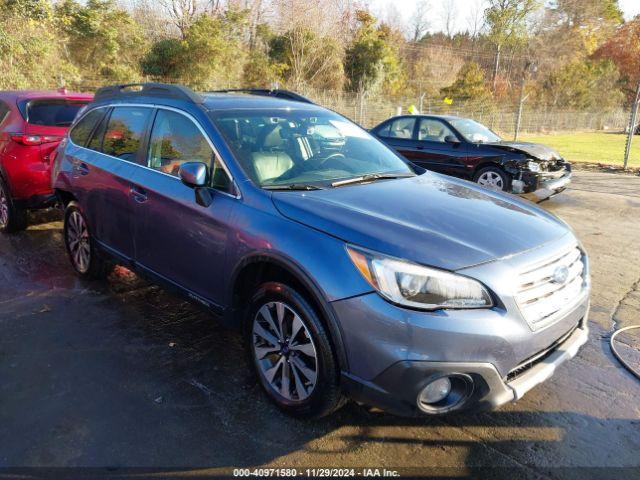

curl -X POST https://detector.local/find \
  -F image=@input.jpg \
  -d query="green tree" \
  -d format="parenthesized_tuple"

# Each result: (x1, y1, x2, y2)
(536, 59, 623, 109)
(0, 3, 78, 89)
(344, 10, 404, 95)
(55, 0, 146, 84)
(484, 0, 539, 89)
(1, 0, 51, 20)
(269, 27, 344, 91)
(141, 38, 187, 80)
(441, 61, 491, 101)
(549, 0, 624, 53)
(180, 12, 246, 89)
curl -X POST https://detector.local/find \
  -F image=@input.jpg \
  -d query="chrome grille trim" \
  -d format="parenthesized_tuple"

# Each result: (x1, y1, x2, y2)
(515, 246, 587, 331)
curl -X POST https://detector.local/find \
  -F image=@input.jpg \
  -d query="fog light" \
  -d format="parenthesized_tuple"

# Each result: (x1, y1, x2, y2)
(419, 377, 452, 404)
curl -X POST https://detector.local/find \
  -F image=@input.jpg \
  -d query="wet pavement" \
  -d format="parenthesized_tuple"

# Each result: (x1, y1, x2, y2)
(0, 171, 639, 476)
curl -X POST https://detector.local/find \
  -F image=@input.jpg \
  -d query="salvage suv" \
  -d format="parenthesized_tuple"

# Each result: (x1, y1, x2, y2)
(53, 84, 590, 418)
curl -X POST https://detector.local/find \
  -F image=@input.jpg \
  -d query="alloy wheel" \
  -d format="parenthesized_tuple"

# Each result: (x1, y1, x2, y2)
(66, 211, 91, 273)
(477, 171, 505, 191)
(252, 301, 318, 402)
(0, 183, 8, 228)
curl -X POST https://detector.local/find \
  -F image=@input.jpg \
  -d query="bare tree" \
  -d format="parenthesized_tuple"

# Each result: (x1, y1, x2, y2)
(411, 0, 430, 42)
(466, 0, 485, 38)
(441, 0, 458, 38)
(382, 2, 405, 32)
(158, 0, 199, 38)
(271, 0, 345, 90)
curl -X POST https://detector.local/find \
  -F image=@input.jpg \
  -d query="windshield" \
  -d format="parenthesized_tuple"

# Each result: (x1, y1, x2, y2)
(23, 100, 89, 127)
(449, 119, 502, 144)
(210, 109, 414, 188)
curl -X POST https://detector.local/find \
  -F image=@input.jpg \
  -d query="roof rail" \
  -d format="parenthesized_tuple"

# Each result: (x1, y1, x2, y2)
(94, 83, 204, 104)
(211, 89, 315, 105)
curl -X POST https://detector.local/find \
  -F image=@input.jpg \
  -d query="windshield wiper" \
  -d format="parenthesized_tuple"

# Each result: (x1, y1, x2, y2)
(263, 184, 323, 191)
(331, 173, 415, 188)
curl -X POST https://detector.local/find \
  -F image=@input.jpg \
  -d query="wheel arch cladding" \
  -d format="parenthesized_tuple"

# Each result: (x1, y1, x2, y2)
(227, 253, 350, 372)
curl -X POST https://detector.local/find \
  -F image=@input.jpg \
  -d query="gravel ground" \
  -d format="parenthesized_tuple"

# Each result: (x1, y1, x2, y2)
(0, 171, 639, 478)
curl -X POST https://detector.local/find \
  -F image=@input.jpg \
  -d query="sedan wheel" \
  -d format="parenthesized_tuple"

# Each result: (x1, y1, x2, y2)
(477, 170, 506, 192)
(66, 210, 91, 274)
(252, 301, 318, 403)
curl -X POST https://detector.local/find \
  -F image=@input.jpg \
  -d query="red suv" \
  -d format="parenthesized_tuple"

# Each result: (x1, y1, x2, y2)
(0, 89, 93, 232)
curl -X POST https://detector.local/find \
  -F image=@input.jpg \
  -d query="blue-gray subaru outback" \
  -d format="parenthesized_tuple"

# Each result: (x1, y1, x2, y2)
(53, 83, 590, 418)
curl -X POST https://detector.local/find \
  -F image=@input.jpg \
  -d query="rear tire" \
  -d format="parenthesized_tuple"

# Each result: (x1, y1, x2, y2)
(63, 202, 111, 279)
(474, 166, 511, 192)
(245, 282, 344, 419)
(0, 177, 28, 233)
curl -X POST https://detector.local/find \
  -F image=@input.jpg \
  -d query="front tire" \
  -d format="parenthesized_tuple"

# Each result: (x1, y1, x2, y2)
(474, 166, 511, 192)
(63, 202, 111, 279)
(0, 177, 28, 233)
(245, 282, 344, 419)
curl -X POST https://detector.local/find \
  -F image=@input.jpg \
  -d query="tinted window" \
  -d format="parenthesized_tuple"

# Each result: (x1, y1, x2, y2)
(24, 100, 88, 127)
(87, 111, 109, 152)
(148, 109, 231, 191)
(379, 117, 416, 140)
(102, 107, 152, 162)
(69, 108, 106, 147)
(418, 119, 456, 143)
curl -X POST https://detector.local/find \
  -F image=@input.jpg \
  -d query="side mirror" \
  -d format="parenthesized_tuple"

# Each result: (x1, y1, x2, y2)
(179, 162, 208, 188)
(444, 135, 461, 145)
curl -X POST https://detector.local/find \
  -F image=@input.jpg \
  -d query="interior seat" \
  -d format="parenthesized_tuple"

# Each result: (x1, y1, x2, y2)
(251, 152, 294, 183)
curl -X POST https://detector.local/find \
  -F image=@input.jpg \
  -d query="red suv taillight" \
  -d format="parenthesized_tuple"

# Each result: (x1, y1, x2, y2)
(11, 134, 63, 146)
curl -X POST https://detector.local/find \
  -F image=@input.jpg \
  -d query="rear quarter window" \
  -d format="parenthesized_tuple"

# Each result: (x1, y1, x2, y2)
(0, 101, 10, 126)
(21, 99, 88, 127)
(69, 108, 106, 147)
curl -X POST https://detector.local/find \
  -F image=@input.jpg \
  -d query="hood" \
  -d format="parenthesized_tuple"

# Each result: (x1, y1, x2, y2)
(488, 141, 563, 161)
(272, 173, 570, 271)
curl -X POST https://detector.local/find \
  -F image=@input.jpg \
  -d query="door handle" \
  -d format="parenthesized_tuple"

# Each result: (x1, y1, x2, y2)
(416, 146, 425, 150)
(77, 162, 90, 175)
(130, 185, 148, 204)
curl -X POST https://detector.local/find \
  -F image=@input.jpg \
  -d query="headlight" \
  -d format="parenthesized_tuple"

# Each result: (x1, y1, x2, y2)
(527, 161, 541, 172)
(346, 246, 493, 310)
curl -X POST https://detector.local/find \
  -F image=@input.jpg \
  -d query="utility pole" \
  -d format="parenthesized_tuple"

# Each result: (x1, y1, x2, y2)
(514, 61, 536, 142)
(624, 81, 640, 169)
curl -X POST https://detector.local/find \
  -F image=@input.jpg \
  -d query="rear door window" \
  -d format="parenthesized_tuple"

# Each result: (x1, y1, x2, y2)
(69, 108, 106, 147)
(22, 99, 88, 127)
(102, 107, 152, 163)
(379, 117, 416, 140)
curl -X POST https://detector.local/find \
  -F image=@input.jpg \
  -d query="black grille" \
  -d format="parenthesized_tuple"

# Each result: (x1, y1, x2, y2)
(506, 324, 579, 382)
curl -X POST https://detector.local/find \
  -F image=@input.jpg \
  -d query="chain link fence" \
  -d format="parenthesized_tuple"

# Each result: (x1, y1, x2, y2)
(302, 89, 630, 138)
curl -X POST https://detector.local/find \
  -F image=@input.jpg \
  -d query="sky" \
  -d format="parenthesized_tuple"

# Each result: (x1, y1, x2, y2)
(368, 0, 640, 36)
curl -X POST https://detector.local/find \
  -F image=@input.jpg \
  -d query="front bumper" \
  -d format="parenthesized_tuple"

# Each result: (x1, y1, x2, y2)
(335, 234, 589, 416)
(342, 318, 589, 416)
(524, 171, 572, 202)
(514, 164, 572, 201)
